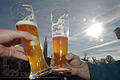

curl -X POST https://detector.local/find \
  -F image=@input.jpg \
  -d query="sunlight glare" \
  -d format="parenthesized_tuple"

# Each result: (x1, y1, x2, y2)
(85, 22, 103, 38)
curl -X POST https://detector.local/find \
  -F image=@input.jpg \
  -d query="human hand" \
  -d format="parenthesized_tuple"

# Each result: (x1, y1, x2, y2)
(0, 45, 28, 61)
(0, 29, 36, 61)
(50, 53, 90, 80)
(66, 53, 90, 80)
(0, 29, 36, 44)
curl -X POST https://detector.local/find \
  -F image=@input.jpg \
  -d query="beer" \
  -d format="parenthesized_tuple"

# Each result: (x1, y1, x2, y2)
(16, 21, 48, 72)
(53, 36, 68, 66)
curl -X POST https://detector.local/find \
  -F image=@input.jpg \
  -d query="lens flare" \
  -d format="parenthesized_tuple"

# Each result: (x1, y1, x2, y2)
(85, 22, 103, 38)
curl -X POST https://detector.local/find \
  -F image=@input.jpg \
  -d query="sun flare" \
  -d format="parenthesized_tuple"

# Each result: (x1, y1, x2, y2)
(85, 22, 103, 38)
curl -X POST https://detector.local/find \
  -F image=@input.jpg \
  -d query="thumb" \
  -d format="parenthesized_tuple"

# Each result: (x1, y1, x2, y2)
(66, 53, 81, 66)
(66, 53, 75, 61)
(0, 29, 36, 43)
(11, 31, 37, 40)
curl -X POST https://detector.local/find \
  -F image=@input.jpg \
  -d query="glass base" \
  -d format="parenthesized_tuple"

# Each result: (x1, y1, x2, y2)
(52, 64, 72, 73)
(29, 67, 52, 79)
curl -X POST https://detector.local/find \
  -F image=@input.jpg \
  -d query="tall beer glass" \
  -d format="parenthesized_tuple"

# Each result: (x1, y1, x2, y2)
(51, 9, 70, 72)
(11, 3, 51, 79)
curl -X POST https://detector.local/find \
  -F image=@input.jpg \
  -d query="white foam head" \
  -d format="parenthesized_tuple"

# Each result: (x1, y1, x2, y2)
(16, 20, 38, 28)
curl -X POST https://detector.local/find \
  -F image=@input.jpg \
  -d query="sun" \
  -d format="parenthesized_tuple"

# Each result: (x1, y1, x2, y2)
(85, 22, 103, 38)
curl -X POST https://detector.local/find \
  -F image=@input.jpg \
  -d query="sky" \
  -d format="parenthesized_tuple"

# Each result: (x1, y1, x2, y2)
(0, 0, 120, 60)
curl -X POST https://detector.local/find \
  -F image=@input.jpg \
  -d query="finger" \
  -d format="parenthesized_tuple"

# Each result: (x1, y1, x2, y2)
(50, 54, 55, 67)
(12, 51, 28, 61)
(11, 31, 37, 40)
(66, 53, 79, 61)
(70, 58, 81, 66)
(2, 46, 28, 61)
(15, 47, 24, 52)
(15, 47, 26, 55)
(10, 47, 28, 61)
(0, 30, 37, 44)
(50, 59, 54, 67)
(66, 53, 81, 66)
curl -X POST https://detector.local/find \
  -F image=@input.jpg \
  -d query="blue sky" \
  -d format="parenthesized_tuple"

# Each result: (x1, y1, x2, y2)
(1, 0, 120, 60)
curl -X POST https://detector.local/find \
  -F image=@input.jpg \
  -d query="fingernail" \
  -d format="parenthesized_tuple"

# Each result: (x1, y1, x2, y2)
(66, 54, 72, 60)
(23, 55, 29, 61)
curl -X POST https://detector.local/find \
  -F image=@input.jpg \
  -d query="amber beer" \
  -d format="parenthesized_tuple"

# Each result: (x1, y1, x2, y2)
(16, 21, 48, 73)
(53, 36, 68, 66)
(51, 9, 69, 71)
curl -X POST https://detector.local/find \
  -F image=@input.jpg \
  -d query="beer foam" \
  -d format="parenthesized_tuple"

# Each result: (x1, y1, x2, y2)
(51, 12, 69, 37)
(16, 20, 38, 28)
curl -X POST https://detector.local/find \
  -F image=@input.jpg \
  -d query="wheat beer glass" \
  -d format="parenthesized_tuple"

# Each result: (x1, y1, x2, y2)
(51, 9, 70, 72)
(11, 3, 51, 79)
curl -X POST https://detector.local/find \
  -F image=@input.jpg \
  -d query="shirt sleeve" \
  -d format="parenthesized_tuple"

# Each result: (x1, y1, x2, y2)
(87, 60, 120, 80)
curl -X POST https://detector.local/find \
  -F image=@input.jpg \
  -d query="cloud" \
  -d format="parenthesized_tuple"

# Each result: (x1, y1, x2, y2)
(69, 30, 85, 41)
(94, 4, 120, 24)
(82, 39, 120, 51)
(97, 47, 120, 52)
(69, 4, 120, 42)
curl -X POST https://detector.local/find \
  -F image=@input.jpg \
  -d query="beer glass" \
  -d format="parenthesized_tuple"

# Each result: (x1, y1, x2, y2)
(51, 9, 70, 72)
(11, 3, 51, 79)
